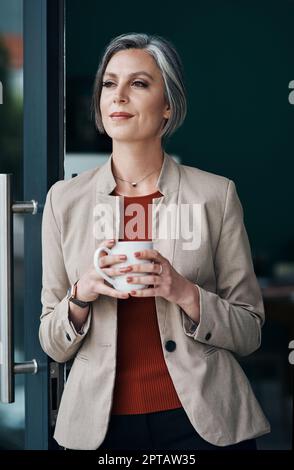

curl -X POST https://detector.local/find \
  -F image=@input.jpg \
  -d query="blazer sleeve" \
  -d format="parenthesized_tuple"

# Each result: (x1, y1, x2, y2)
(39, 183, 91, 363)
(181, 179, 265, 357)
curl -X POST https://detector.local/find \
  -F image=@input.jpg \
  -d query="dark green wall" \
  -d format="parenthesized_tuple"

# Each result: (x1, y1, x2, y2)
(66, 0, 294, 274)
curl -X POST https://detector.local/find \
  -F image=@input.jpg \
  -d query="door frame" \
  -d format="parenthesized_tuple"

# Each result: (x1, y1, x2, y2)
(23, 0, 65, 449)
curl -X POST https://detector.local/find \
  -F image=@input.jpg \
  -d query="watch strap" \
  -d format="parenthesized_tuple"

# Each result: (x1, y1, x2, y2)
(67, 282, 90, 309)
(69, 297, 90, 309)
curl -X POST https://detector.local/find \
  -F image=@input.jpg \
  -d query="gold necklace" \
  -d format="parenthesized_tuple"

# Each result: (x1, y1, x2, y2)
(112, 150, 163, 187)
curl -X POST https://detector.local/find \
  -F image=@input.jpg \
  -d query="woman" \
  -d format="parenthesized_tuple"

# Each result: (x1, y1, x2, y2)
(39, 33, 270, 451)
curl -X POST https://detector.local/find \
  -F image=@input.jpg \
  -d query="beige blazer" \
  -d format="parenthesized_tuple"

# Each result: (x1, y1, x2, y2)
(39, 152, 270, 450)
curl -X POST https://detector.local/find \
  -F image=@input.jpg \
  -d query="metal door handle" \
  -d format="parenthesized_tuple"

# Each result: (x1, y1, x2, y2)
(0, 174, 39, 403)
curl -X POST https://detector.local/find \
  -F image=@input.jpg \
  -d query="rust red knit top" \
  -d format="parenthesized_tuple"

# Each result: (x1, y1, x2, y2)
(110, 188, 183, 415)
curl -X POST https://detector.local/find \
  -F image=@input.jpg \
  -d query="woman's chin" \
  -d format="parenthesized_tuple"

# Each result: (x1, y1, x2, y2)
(107, 130, 141, 142)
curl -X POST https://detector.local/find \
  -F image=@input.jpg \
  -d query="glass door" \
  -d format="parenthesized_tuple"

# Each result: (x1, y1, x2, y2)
(0, 0, 24, 450)
(0, 0, 65, 450)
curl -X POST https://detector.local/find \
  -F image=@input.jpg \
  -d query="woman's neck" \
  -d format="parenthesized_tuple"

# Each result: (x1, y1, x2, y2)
(111, 143, 164, 197)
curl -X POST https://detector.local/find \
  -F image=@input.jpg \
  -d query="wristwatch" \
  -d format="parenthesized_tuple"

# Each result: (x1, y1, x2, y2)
(67, 281, 90, 309)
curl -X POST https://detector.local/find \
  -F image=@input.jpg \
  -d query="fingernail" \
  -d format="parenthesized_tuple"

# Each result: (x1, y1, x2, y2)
(134, 252, 140, 257)
(120, 267, 131, 272)
(130, 290, 136, 295)
(119, 255, 127, 260)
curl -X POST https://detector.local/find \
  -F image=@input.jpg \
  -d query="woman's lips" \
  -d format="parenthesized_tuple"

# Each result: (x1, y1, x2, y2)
(110, 115, 134, 120)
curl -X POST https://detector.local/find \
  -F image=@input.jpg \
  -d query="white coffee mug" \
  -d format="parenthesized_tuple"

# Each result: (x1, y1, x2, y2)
(93, 241, 153, 292)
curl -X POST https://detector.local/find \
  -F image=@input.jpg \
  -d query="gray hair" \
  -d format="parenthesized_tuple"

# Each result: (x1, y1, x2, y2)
(91, 32, 187, 140)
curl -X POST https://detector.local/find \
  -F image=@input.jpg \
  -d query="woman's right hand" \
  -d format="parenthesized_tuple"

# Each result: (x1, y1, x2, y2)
(76, 239, 131, 301)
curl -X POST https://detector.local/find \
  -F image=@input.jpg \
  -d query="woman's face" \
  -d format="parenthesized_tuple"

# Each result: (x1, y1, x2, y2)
(100, 48, 171, 142)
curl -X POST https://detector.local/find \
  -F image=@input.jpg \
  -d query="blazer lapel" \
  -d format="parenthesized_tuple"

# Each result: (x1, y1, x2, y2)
(92, 151, 181, 334)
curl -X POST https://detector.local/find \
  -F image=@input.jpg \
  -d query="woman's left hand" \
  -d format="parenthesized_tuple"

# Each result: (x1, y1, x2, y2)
(123, 248, 189, 305)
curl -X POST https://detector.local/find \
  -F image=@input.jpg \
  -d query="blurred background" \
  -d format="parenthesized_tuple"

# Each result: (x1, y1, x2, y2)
(0, 0, 293, 449)
(0, 0, 24, 449)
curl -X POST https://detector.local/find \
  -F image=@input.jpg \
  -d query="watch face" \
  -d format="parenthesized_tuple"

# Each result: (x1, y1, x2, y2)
(67, 283, 88, 307)
(71, 282, 77, 298)
(67, 283, 77, 300)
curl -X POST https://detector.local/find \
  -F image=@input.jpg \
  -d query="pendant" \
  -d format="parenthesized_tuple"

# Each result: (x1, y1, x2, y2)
(132, 182, 137, 187)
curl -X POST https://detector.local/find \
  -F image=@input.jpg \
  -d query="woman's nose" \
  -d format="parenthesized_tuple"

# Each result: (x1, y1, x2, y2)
(113, 94, 128, 103)
(113, 84, 128, 103)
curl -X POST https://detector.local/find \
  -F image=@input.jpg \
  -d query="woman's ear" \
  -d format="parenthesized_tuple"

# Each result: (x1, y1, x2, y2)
(163, 104, 171, 120)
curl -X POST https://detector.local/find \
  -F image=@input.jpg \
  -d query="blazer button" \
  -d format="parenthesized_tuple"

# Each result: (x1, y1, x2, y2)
(205, 332, 211, 341)
(66, 333, 71, 342)
(165, 340, 176, 352)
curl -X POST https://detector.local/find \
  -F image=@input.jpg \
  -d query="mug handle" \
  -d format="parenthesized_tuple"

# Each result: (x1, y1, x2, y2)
(93, 246, 115, 287)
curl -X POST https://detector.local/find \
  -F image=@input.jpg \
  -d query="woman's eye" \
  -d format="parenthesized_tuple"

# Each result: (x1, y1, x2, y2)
(102, 81, 114, 87)
(132, 80, 148, 88)
(101, 80, 148, 88)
